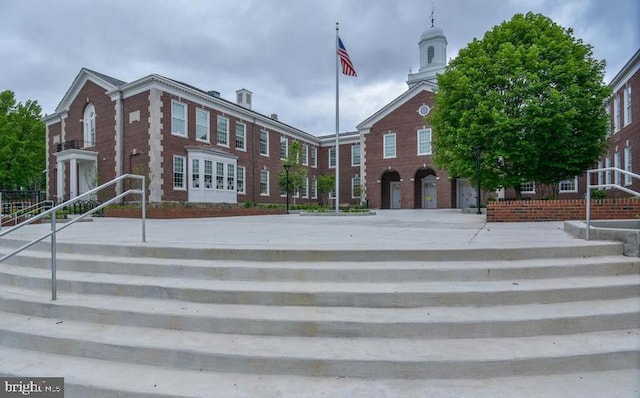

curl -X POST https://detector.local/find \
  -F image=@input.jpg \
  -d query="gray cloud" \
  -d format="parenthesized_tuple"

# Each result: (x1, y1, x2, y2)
(1, 0, 638, 135)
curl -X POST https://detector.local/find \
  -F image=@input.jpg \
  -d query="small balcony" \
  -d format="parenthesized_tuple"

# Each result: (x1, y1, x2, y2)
(55, 140, 94, 152)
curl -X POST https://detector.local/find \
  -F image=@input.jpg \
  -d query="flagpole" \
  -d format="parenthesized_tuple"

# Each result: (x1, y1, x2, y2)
(335, 22, 340, 213)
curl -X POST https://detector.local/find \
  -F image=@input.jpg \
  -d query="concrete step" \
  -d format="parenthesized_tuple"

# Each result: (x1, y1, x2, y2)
(0, 237, 625, 262)
(1, 311, 638, 379)
(2, 249, 639, 281)
(1, 262, 638, 307)
(0, 286, 638, 339)
(0, 346, 637, 398)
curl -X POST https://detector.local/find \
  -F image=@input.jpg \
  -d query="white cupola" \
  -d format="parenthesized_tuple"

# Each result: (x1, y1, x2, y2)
(407, 12, 447, 88)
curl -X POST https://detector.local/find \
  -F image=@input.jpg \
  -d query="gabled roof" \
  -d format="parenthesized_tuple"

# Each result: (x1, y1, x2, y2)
(54, 68, 126, 113)
(356, 80, 437, 131)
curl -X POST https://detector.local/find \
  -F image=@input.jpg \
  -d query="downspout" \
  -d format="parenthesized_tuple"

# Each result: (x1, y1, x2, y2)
(116, 90, 125, 202)
(251, 117, 257, 205)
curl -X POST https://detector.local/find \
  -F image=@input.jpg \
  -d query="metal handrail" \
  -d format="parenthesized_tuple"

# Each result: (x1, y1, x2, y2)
(586, 167, 640, 239)
(1, 200, 55, 227)
(0, 174, 146, 300)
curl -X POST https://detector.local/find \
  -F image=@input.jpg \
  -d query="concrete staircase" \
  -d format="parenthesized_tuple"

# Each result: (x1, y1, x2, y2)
(0, 239, 638, 397)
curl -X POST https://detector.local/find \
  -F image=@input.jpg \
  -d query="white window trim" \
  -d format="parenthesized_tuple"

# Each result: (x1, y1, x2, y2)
(204, 159, 213, 190)
(191, 158, 200, 189)
(311, 147, 318, 168)
(171, 100, 187, 138)
(311, 177, 318, 199)
(383, 133, 397, 159)
(260, 169, 270, 196)
(237, 165, 246, 194)
(417, 128, 432, 156)
(614, 149, 621, 186)
(624, 145, 633, 186)
(217, 115, 230, 147)
(624, 84, 632, 127)
(235, 122, 247, 152)
(520, 181, 535, 194)
(301, 143, 309, 166)
(260, 130, 269, 157)
(302, 177, 309, 198)
(351, 144, 361, 166)
(195, 108, 210, 143)
(614, 93, 621, 133)
(280, 136, 288, 160)
(559, 177, 578, 193)
(83, 103, 96, 148)
(173, 155, 186, 190)
(329, 147, 336, 169)
(351, 176, 361, 199)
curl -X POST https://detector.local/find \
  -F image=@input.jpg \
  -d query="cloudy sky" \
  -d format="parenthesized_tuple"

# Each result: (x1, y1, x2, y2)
(1, 0, 638, 136)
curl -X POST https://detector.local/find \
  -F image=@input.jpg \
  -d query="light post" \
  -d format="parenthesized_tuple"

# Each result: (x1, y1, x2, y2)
(283, 164, 291, 214)
(474, 146, 482, 215)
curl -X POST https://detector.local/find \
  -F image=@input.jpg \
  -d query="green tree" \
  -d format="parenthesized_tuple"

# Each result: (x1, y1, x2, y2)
(278, 141, 306, 199)
(316, 174, 335, 207)
(431, 12, 610, 199)
(0, 90, 46, 190)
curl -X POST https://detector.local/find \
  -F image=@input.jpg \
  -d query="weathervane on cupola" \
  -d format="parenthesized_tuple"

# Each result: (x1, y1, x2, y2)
(430, 2, 435, 28)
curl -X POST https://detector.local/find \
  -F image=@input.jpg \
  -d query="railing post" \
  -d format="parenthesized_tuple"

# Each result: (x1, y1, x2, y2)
(141, 176, 146, 243)
(586, 179, 591, 241)
(51, 215, 57, 301)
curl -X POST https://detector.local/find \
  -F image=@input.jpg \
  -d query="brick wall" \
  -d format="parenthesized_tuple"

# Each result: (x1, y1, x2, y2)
(487, 198, 640, 222)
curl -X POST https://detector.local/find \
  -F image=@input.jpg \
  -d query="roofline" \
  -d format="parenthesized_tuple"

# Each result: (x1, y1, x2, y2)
(356, 80, 437, 131)
(110, 73, 321, 144)
(609, 48, 640, 91)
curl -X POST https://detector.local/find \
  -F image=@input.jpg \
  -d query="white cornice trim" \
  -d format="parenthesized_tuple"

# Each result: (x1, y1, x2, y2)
(356, 81, 437, 131)
(111, 74, 321, 145)
(609, 49, 640, 92)
(54, 68, 120, 114)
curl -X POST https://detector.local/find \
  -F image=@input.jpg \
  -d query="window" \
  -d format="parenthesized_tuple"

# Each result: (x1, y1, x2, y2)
(216, 162, 225, 190)
(383, 133, 396, 158)
(217, 116, 229, 146)
(625, 145, 633, 186)
(260, 169, 269, 196)
(614, 149, 621, 185)
(311, 176, 317, 199)
(311, 147, 317, 168)
(520, 181, 535, 194)
(204, 160, 213, 189)
(605, 155, 611, 185)
(280, 136, 288, 160)
(237, 166, 246, 194)
(352, 176, 361, 199)
(329, 147, 336, 168)
(191, 159, 200, 188)
(196, 109, 209, 142)
(417, 128, 432, 155)
(301, 143, 308, 165)
(260, 130, 269, 156)
(559, 177, 577, 193)
(351, 144, 361, 166)
(605, 105, 611, 136)
(173, 156, 185, 190)
(302, 177, 309, 198)
(614, 93, 621, 133)
(83, 103, 96, 147)
(235, 122, 246, 150)
(227, 164, 235, 191)
(624, 84, 632, 126)
(427, 46, 435, 63)
(597, 159, 603, 186)
(171, 101, 186, 137)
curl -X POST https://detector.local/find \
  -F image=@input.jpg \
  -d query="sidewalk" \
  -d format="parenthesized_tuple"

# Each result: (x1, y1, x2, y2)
(0, 209, 603, 250)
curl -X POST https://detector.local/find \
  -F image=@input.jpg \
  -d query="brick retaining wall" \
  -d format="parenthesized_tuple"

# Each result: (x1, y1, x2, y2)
(104, 207, 284, 219)
(486, 198, 640, 222)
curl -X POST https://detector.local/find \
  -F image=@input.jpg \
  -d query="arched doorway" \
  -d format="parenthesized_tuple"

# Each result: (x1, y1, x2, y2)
(380, 170, 401, 209)
(414, 168, 437, 209)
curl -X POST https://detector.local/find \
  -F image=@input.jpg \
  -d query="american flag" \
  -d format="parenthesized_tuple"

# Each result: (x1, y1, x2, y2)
(337, 37, 357, 77)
